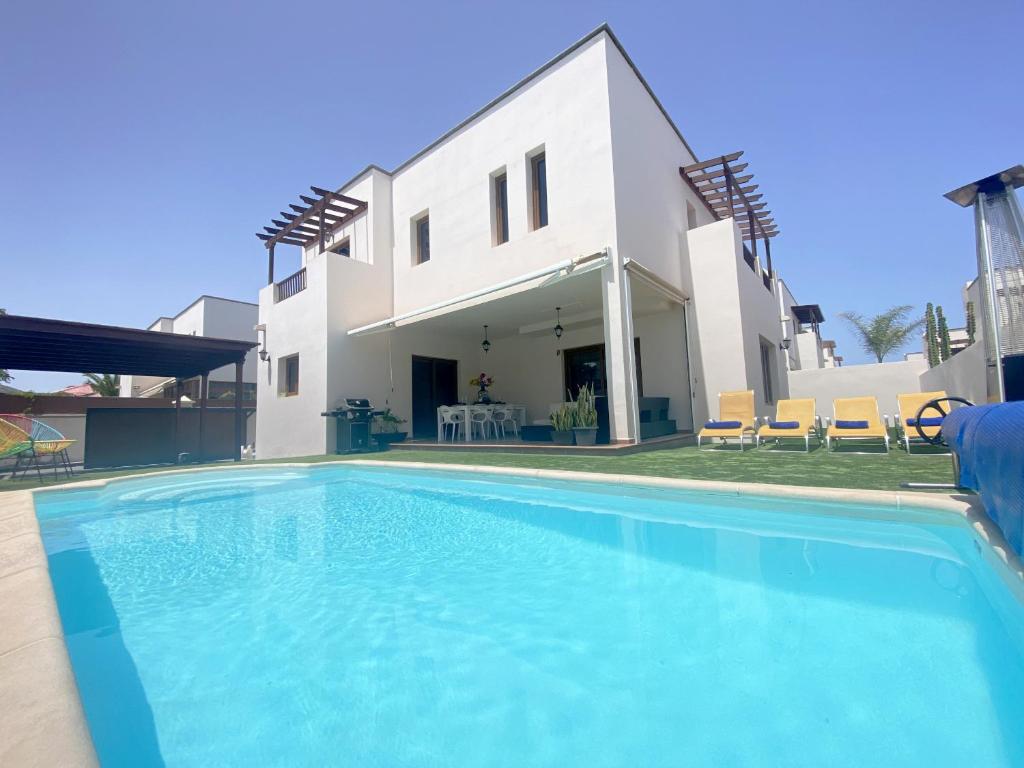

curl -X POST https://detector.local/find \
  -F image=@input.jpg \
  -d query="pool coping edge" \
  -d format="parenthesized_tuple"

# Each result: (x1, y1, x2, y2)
(5, 458, 1021, 765)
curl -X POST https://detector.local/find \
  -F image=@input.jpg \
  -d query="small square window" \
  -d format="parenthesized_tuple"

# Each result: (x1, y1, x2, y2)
(414, 215, 430, 264)
(280, 355, 299, 396)
(330, 237, 350, 257)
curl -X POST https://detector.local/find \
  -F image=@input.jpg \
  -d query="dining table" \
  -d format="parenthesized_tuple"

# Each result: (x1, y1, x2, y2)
(436, 403, 527, 442)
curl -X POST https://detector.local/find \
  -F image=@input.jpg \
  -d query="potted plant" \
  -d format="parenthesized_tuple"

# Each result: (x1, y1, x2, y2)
(572, 383, 599, 446)
(371, 409, 408, 449)
(469, 372, 494, 404)
(550, 403, 576, 445)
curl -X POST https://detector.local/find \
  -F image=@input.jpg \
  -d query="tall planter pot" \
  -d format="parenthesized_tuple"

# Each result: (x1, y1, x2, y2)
(551, 430, 575, 445)
(573, 427, 598, 446)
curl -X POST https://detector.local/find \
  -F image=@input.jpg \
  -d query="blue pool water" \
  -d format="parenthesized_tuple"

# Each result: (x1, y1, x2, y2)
(35, 467, 1024, 767)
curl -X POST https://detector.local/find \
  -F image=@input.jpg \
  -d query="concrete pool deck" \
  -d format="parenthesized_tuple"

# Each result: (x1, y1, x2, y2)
(2, 459, 1022, 766)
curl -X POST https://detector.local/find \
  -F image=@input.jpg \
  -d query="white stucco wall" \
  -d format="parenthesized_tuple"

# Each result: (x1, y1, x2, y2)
(683, 219, 786, 423)
(389, 34, 618, 315)
(918, 340, 989, 404)
(787, 359, 929, 420)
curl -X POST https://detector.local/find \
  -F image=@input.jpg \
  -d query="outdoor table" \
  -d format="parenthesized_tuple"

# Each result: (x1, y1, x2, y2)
(436, 404, 526, 442)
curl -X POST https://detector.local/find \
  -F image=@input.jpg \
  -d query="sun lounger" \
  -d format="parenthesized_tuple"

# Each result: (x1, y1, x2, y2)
(756, 398, 819, 452)
(826, 397, 889, 453)
(698, 390, 756, 450)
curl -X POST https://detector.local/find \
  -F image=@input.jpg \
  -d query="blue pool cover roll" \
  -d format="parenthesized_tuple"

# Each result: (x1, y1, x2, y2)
(943, 402, 1024, 555)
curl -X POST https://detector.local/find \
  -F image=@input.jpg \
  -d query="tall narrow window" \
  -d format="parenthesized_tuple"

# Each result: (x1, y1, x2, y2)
(531, 152, 548, 229)
(282, 355, 299, 396)
(414, 215, 430, 264)
(759, 339, 774, 405)
(493, 172, 509, 245)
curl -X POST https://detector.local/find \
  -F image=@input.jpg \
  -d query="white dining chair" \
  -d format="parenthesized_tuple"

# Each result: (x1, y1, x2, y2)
(439, 406, 464, 441)
(491, 407, 519, 440)
(468, 407, 494, 440)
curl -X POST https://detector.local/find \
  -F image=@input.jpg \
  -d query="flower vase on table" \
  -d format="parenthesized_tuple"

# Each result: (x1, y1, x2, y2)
(470, 373, 494, 404)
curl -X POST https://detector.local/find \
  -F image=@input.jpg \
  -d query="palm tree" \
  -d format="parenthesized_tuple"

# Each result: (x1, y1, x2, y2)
(83, 373, 120, 397)
(839, 305, 924, 363)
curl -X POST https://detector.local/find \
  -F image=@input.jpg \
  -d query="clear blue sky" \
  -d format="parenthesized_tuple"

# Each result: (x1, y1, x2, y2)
(3, 0, 1022, 391)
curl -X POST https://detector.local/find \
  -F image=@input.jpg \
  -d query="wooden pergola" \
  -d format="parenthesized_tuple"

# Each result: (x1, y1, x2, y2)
(679, 151, 779, 276)
(256, 185, 368, 284)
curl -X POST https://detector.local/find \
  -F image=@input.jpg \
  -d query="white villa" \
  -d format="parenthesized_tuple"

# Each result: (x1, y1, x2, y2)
(120, 295, 259, 401)
(254, 25, 793, 459)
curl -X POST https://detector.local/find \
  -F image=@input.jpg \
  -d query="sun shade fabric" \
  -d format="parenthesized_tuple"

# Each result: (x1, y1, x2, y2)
(705, 420, 742, 429)
(768, 420, 800, 429)
(943, 402, 1024, 556)
(835, 420, 869, 429)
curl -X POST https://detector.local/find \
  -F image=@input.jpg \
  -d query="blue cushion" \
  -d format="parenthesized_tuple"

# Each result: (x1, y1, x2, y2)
(705, 420, 742, 429)
(835, 419, 869, 429)
(906, 417, 944, 427)
(768, 420, 800, 429)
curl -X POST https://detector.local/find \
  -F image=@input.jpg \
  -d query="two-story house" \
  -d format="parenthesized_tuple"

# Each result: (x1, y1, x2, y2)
(253, 24, 788, 459)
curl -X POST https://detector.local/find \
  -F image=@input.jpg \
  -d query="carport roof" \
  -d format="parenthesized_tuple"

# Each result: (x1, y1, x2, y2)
(0, 314, 254, 379)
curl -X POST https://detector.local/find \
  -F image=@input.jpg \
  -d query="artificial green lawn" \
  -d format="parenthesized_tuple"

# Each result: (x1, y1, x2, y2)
(2, 442, 953, 493)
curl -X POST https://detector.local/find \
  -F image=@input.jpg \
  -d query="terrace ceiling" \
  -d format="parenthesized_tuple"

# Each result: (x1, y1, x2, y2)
(679, 151, 779, 241)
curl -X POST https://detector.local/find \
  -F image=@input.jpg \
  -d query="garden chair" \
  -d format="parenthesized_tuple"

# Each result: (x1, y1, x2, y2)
(0, 417, 34, 480)
(756, 398, 820, 452)
(0, 414, 76, 479)
(698, 390, 756, 450)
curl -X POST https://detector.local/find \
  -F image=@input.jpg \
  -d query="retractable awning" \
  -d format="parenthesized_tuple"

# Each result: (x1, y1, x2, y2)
(347, 251, 611, 337)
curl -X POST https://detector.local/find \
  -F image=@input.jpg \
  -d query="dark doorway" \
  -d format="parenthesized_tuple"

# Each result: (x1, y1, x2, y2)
(562, 339, 643, 399)
(411, 356, 458, 439)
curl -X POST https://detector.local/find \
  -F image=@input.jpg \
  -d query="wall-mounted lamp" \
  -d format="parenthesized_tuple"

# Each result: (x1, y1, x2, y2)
(481, 324, 491, 354)
(553, 307, 563, 339)
(779, 338, 791, 351)
(255, 324, 269, 361)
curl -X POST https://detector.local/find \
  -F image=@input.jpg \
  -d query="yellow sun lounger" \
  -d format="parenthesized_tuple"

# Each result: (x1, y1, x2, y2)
(826, 396, 889, 453)
(698, 390, 756, 450)
(897, 390, 947, 453)
(756, 398, 819, 452)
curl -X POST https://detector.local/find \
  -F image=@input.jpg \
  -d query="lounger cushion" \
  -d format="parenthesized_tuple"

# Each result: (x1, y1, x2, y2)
(905, 417, 944, 427)
(768, 420, 800, 429)
(835, 419, 869, 429)
(705, 420, 742, 429)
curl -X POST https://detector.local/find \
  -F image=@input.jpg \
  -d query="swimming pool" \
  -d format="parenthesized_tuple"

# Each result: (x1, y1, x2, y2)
(35, 465, 1024, 767)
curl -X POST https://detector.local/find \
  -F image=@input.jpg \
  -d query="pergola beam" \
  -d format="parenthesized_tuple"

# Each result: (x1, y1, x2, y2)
(682, 151, 743, 174)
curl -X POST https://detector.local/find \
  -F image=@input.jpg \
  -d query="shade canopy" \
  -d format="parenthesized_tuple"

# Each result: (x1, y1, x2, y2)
(0, 314, 254, 379)
(791, 304, 825, 325)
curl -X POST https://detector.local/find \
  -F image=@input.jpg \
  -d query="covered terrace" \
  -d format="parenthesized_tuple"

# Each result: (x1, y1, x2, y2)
(346, 250, 695, 449)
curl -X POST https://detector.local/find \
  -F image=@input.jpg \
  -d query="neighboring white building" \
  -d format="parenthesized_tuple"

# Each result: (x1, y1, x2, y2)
(254, 25, 791, 459)
(776, 278, 834, 371)
(121, 295, 259, 400)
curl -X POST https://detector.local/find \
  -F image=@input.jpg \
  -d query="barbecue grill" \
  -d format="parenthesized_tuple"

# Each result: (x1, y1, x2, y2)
(321, 398, 382, 454)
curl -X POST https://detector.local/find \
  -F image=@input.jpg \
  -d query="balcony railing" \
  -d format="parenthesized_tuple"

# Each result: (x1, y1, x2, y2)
(275, 267, 306, 302)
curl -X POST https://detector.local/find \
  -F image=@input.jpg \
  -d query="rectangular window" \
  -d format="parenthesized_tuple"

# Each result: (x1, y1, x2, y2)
(282, 355, 299, 396)
(759, 339, 775, 405)
(330, 237, 350, 257)
(531, 152, 548, 229)
(493, 172, 509, 245)
(414, 215, 430, 264)
(686, 201, 698, 230)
